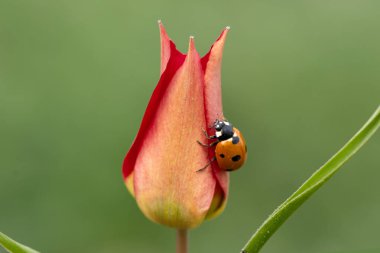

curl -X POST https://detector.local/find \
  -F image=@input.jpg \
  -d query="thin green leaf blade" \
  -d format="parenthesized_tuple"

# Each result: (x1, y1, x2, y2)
(0, 232, 40, 253)
(242, 106, 380, 253)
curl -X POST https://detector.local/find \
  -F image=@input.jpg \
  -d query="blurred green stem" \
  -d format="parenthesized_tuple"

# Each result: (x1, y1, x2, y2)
(241, 106, 380, 253)
(0, 232, 39, 253)
(176, 229, 187, 253)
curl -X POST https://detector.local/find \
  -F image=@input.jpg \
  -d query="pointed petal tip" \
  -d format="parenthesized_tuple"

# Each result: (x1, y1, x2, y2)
(188, 35, 195, 51)
(158, 20, 165, 28)
(158, 20, 167, 35)
(220, 26, 230, 39)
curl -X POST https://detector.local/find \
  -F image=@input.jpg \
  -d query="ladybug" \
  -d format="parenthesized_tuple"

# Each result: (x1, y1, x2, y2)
(197, 119, 247, 172)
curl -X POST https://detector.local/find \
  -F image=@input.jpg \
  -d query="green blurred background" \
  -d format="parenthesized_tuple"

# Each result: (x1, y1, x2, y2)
(0, 0, 379, 252)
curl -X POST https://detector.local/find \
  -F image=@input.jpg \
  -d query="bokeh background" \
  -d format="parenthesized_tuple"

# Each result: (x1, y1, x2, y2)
(0, 0, 379, 252)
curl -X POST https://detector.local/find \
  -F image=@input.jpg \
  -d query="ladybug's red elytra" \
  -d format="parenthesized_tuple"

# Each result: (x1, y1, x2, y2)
(197, 119, 247, 172)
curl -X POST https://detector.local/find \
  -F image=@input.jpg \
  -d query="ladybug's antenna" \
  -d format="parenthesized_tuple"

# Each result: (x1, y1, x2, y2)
(208, 119, 217, 129)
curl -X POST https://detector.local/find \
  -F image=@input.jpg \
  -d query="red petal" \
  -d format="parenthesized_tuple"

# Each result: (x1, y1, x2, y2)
(201, 27, 230, 212)
(122, 38, 185, 181)
(158, 20, 171, 74)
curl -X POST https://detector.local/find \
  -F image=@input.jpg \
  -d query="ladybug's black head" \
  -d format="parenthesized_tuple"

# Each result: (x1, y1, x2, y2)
(214, 119, 225, 131)
(214, 119, 234, 141)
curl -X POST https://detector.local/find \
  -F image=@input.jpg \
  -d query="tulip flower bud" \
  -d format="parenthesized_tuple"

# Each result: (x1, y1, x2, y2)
(123, 22, 230, 229)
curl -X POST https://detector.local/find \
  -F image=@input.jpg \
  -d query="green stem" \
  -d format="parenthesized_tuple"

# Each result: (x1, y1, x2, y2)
(176, 229, 188, 253)
(241, 106, 380, 253)
(0, 232, 39, 253)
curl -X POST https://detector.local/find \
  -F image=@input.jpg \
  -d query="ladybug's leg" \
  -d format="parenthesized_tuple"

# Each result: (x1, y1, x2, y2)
(196, 157, 216, 172)
(196, 140, 218, 148)
(202, 129, 217, 139)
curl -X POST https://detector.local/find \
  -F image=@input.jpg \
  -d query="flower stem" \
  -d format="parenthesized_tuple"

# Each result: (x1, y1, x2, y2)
(241, 106, 380, 253)
(176, 229, 188, 253)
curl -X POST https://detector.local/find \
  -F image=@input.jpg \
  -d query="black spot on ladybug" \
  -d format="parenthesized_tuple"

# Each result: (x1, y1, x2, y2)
(219, 154, 225, 158)
(232, 155, 241, 162)
(232, 136, 240, 144)
(226, 168, 233, 171)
